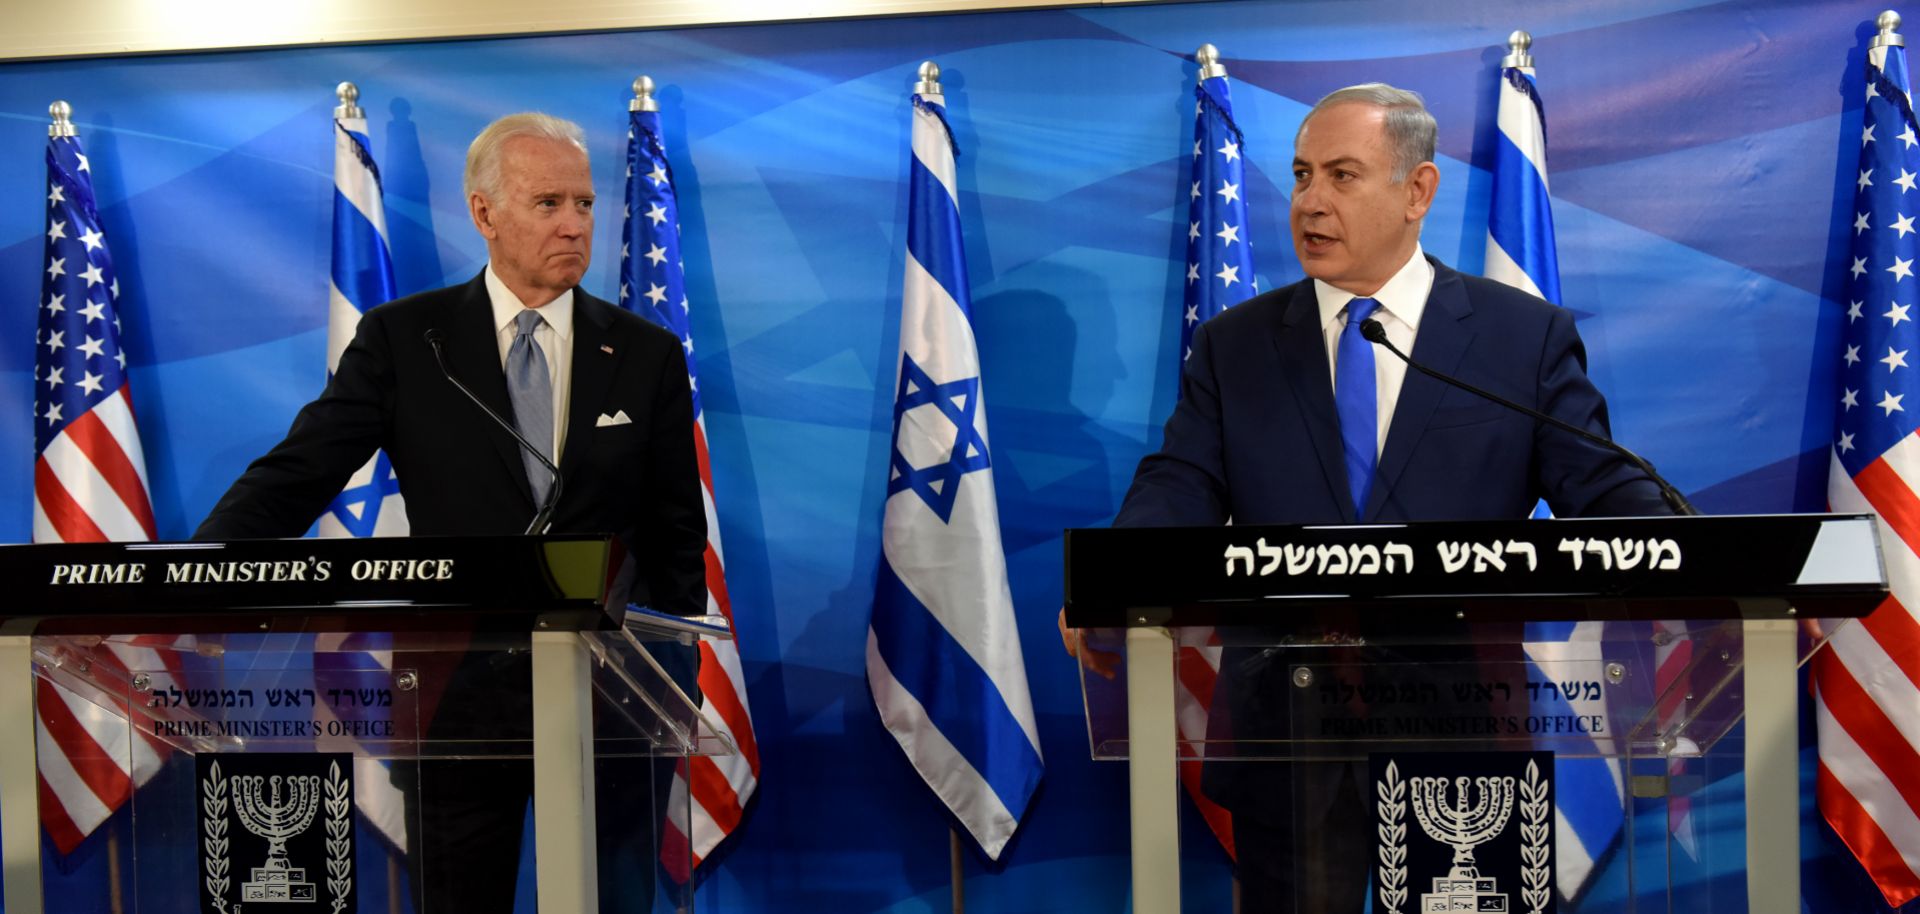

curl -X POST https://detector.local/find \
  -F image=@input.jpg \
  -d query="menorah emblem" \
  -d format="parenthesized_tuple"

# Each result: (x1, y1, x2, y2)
(1410, 775, 1515, 879)
(233, 774, 323, 903)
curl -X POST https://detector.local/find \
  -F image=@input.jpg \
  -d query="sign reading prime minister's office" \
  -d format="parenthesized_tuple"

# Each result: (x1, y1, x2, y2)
(197, 752, 355, 913)
(1372, 751, 1555, 914)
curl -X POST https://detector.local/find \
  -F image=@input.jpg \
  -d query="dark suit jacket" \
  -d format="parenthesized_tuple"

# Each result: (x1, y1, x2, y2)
(197, 272, 707, 616)
(1114, 256, 1669, 825)
(1117, 256, 1667, 526)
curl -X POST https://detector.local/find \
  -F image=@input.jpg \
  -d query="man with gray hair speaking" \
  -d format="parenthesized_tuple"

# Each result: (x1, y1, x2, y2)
(199, 113, 706, 911)
(1064, 84, 1671, 911)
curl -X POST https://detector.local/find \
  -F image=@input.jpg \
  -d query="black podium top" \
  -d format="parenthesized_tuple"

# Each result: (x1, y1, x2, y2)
(0, 535, 619, 634)
(1064, 514, 1888, 628)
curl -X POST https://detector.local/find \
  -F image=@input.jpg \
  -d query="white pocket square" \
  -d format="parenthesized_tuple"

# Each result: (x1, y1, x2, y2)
(596, 410, 632, 427)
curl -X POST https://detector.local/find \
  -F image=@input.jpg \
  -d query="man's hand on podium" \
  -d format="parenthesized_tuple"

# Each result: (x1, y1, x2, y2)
(1057, 607, 1121, 680)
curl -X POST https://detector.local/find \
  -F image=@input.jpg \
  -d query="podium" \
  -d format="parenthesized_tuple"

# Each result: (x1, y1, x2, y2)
(1065, 514, 1888, 914)
(0, 535, 734, 913)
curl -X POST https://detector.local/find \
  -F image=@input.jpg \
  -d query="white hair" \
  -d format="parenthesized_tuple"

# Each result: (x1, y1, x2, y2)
(1297, 83, 1437, 182)
(463, 112, 588, 200)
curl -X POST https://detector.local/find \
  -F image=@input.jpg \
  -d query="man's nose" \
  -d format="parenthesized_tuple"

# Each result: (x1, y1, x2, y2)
(1293, 178, 1326, 215)
(558, 209, 589, 237)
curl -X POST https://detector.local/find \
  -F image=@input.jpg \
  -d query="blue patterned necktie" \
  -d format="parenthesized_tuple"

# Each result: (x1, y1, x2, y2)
(506, 309, 554, 505)
(1336, 297, 1380, 517)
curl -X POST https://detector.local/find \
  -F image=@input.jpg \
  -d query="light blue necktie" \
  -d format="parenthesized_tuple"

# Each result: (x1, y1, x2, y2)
(1336, 297, 1380, 517)
(506, 309, 554, 505)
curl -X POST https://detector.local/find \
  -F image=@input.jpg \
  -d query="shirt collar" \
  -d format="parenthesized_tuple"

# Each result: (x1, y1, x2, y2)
(1314, 243, 1432, 332)
(484, 263, 575, 341)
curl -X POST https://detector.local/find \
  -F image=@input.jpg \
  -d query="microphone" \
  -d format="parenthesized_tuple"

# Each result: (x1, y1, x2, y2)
(424, 329, 565, 534)
(1358, 319, 1697, 516)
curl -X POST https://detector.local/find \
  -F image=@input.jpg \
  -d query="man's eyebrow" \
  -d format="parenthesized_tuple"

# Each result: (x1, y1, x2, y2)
(1293, 155, 1365, 170)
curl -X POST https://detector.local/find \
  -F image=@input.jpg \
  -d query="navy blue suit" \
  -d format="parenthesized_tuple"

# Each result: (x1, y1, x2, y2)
(1118, 256, 1666, 527)
(1114, 256, 1667, 911)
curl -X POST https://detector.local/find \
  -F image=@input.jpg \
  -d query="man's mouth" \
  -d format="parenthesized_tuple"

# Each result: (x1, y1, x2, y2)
(1299, 232, 1337, 252)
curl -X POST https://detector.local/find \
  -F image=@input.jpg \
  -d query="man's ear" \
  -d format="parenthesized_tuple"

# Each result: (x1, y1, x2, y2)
(469, 192, 497, 240)
(1404, 161, 1439, 223)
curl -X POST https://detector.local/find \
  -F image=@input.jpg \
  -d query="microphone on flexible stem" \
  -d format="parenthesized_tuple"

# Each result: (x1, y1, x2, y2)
(1358, 319, 1697, 516)
(424, 329, 565, 534)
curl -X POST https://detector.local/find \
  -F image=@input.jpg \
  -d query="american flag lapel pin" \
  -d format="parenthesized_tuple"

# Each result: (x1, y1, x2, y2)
(600, 344, 615, 355)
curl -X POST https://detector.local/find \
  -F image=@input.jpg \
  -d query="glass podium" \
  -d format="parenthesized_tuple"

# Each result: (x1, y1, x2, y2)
(1065, 514, 1888, 914)
(0, 535, 735, 913)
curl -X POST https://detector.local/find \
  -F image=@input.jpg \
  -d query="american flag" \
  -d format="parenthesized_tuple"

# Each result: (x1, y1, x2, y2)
(1818, 19, 1920, 907)
(1483, 42, 1634, 895)
(1176, 46, 1257, 860)
(31, 103, 170, 853)
(1182, 50, 1256, 363)
(617, 81, 761, 881)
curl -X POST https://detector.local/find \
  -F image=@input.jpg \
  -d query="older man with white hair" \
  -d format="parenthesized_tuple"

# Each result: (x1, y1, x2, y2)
(199, 112, 706, 911)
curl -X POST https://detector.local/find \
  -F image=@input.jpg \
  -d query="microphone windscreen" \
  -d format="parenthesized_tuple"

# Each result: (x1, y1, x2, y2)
(1360, 319, 1388, 344)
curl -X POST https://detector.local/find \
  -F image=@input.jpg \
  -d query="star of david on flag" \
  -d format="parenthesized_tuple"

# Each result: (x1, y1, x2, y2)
(866, 70, 1043, 861)
(319, 98, 407, 538)
(889, 354, 990, 523)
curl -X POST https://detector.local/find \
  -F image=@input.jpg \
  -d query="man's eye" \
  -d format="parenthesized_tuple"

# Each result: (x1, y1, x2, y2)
(1293, 170, 1309, 182)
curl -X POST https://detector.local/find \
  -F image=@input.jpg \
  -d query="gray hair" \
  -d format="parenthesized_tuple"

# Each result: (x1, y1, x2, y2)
(1297, 83, 1437, 182)
(463, 112, 589, 200)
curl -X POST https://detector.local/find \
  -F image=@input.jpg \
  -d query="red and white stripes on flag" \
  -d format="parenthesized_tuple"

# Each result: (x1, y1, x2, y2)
(32, 112, 169, 852)
(619, 94, 761, 878)
(35, 638, 179, 854)
(1822, 446, 1920, 906)
(33, 388, 155, 543)
(1818, 23, 1920, 907)
(659, 418, 763, 881)
(1175, 629, 1234, 859)
(1651, 619, 1698, 860)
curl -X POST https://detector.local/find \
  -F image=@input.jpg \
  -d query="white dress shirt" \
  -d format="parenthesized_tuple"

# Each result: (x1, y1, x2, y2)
(484, 264, 574, 461)
(1315, 244, 1435, 457)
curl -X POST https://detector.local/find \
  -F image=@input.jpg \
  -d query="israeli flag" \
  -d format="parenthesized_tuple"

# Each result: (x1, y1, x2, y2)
(320, 99, 407, 537)
(1485, 62, 1561, 304)
(866, 74, 1043, 860)
(315, 89, 408, 851)
(1486, 54, 1623, 898)
(1521, 622, 1625, 899)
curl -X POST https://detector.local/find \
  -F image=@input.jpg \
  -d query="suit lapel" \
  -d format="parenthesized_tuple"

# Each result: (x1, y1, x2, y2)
(1365, 258, 1475, 520)
(441, 273, 537, 508)
(558, 293, 618, 487)
(1273, 284, 1356, 523)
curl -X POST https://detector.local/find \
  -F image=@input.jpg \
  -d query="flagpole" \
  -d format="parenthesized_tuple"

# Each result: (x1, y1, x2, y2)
(921, 58, 968, 914)
(950, 827, 965, 912)
(107, 816, 125, 914)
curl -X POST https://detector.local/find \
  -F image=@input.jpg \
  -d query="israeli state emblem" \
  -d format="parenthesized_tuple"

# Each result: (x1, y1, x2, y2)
(197, 752, 355, 913)
(1373, 751, 1555, 914)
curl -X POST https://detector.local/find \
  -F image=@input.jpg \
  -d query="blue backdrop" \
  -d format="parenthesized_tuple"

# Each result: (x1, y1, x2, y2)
(0, 0, 1910, 910)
